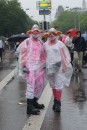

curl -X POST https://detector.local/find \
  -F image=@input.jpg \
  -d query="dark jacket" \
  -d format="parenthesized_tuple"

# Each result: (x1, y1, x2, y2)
(72, 36, 86, 52)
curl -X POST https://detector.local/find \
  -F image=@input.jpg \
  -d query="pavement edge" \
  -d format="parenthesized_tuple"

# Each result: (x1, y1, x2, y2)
(0, 70, 14, 91)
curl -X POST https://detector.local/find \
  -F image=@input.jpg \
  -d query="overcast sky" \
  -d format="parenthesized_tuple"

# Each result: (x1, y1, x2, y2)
(18, 0, 87, 21)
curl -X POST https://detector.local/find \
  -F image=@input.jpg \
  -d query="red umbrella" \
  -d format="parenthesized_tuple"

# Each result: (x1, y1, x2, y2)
(66, 28, 78, 37)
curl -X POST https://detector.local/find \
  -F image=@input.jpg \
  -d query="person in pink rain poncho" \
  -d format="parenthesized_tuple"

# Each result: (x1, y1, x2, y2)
(18, 25, 46, 115)
(44, 28, 73, 112)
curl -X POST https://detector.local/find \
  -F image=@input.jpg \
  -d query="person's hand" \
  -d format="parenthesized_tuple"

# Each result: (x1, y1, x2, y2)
(66, 44, 72, 48)
(42, 63, 46, 70)
(2, 48, 4, 52)
(22, 66, 29, 74)
(62, 66, 67, 73)
(69, 44, 72, 47)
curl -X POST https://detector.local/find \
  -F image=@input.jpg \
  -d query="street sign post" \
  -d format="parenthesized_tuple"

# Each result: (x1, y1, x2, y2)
(37, 0, 52, 30)
(39, 10, 51, 15)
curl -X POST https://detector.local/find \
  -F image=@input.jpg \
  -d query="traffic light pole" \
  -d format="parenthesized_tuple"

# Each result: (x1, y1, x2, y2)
(43, 9, 46, 21)
(43, 9, 46, 30)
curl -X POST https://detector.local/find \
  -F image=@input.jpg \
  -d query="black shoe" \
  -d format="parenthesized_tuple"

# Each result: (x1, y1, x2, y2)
(52, 99, 61, 112)
(33, 97, 45, 109)
(27, 99, 40, 115)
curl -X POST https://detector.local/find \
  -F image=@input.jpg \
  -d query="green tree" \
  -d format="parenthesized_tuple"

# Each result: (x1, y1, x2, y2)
(52, 10, 87, 33)
(0, 0, 37, 37)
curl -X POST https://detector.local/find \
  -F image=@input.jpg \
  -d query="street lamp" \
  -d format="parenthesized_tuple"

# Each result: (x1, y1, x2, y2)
(74, 15, 77, 29)
(25, 9, 34, 19)
(26, 8, 29, 10)
(74, 11, 81, 30)
(65, 6, 69, 10)
(77, 13, 80, 30)
(49, 9, 54, 23)
(65, 7, 80, 29)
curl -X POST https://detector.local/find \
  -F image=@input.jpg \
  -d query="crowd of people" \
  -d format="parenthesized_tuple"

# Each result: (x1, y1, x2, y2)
(64, 30, 87, 72)
(14, 24, 87, 115)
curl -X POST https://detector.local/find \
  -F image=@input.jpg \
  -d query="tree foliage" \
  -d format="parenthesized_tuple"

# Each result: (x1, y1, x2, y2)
(0, 0, 37, 37)
(52, 10, 87, 34)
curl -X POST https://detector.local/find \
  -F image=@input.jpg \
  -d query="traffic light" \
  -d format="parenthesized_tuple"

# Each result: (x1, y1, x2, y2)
(43, 21, 47, 30)
(47, 22, 50, 30)
(39, 22, 43, 29)
(39, 21, 50, 30)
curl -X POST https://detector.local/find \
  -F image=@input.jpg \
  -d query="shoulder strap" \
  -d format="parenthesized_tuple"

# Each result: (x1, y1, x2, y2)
(26, 39, 29, 46)
(25, 38, 32, 59)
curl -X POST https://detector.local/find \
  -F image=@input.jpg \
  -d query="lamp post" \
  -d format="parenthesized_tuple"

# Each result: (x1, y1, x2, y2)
(26, 9, 34, 20)
(74, 15, 77, 29)
(65, 7, 81, 29)
(74, 11, 81, 30)
(49, 8, 54, 23)
(78, 12, 80, 30)
(49, 12, 52, 23)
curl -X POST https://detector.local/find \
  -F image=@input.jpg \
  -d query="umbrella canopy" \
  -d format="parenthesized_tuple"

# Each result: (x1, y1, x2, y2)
(81, 33, 87, 41)
(7, 34, 29, 42)
(66, 28, 78, 37)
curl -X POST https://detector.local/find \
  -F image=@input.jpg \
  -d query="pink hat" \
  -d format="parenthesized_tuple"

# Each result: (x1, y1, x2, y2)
(43, 28, 62, 38)
(26, 24, 43, 35)
(32, 24, 40, 32)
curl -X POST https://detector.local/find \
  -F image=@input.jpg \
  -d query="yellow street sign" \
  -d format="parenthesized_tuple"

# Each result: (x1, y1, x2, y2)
(40, 3, 49, 7)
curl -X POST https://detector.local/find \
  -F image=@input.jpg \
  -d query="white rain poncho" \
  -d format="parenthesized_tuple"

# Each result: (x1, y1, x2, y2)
(44, 40, 73, 89)
(15, 37, 47, 99)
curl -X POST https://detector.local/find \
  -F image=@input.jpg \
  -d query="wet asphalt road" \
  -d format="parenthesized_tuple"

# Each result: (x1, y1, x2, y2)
(0, 70, 87, 130)
(0, 50, 87, 130)
(41, 69, 87, 130)
(0, 80, 28, 130)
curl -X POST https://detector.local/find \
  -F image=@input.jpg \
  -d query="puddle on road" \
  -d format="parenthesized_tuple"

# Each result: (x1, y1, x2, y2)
(18, 98, 26, 105)
(71, 71, 86, 102)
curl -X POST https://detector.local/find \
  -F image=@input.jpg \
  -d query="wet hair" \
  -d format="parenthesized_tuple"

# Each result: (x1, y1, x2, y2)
(76, 30, 81, 36)
(66, 31, 71, 35)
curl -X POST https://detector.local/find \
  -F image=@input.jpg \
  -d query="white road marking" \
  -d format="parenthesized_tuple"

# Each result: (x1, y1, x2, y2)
(0, 70, 14, 91)
(23, 83, 52, 130)
(0, 70, 52, 130)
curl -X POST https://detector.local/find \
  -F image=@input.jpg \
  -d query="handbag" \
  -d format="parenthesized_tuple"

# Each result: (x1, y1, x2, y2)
(46, 62, 61, 75)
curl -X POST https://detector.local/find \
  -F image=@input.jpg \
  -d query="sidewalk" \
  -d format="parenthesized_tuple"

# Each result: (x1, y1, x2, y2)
(0, 49, 16, 84)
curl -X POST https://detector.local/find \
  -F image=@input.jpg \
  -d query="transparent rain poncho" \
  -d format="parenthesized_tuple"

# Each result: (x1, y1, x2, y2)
(14, 37, 47, 98)
(44, 39, 73, 89)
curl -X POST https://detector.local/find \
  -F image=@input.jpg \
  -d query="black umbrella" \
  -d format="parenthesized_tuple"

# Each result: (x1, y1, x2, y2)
(7, 34, 29, 42)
